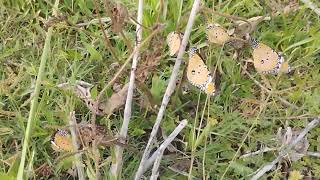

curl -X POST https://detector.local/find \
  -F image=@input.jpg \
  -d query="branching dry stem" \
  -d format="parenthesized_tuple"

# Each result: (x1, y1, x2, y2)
(109, 0, 143, 178)
(134, 0, 202, 178)
(251, 118, 320, 180)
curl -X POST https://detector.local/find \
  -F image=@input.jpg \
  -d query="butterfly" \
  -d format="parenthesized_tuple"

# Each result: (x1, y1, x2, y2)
(206, 23, 231, 45)
(187, 47, 215, 95)
(51, 129, 73, 152)
(166, 31, 183, 56)
(251, 38, 291, 74)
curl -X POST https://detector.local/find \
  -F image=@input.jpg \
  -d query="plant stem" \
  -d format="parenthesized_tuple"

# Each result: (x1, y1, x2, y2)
(134, 0, 201, 178)
(109, 0, 143, 178)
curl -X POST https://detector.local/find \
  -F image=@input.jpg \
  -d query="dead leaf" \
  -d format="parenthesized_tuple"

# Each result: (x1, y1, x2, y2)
(136, 36, 163, 82)
(283, 2, 300, 15)
(105, 2, 128, 33)
(135, 36, 164, 109)
(239, 98, 261, 117)
(35, 163, 53, 178)
(233, 16, 270, 36)
(226, 38, 247, 49)
(113, 82, 122, 92)
(58, 81, 103, 115)
(266, 0, 300, 16)
(99, 83, 129, 115)
(77, 123, 123, 147)
(170, 159, 191, 172)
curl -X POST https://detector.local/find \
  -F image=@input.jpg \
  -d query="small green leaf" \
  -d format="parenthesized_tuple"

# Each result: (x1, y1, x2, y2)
(131, 128, 145, 136)
(150, 75, 166, 103)
(83, 42, 102, 61)
(284, 37, 315, 52)
(91, 86, 98, 99)
(229, 161, 253, 175)
(86, 166, 95, 180)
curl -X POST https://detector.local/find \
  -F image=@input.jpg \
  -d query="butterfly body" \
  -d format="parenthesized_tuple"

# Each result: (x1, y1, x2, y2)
(166, 31, 183, 56)
(187, 48, 215, 96)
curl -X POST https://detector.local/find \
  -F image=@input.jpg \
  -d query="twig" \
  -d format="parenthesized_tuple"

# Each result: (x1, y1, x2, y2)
(300, 0, 320, 16)
(150, 150, 163, 180)
(92, 0, 120, 62)
(96, 27, 162, 102)
(241, 147, 320, 158)
(134, 0, 201, 178)
(120, 30, 133, 52)
(306, 151, 320, 157)
(251, 118, 320, 180)
(240, 147, 277, 158)
(201, 6, 252, 32)
(17, 1, 57, 178)
(142, 120, 188, 176)
(68, 111, 85, 180)
(240, 64, 299, 109)
(109, 0, 143, 178)
(76, 17, 111, 27)
(0, 110, 17, 117)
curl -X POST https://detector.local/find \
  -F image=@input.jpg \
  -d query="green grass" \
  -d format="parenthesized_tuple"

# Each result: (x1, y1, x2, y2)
(1, 0, 320, 179)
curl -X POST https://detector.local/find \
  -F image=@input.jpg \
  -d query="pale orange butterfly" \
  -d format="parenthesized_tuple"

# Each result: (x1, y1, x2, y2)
(206, 23, 231, 45)
(166, 31, 183, 57)
(251, 38, 291, 74)
(187, 47, 216, 96)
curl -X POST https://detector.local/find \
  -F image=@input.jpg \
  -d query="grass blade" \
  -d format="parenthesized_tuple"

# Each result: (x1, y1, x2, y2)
(17, 27, 53, 179)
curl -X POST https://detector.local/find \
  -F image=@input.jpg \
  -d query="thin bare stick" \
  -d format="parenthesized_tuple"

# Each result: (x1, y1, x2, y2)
(92, 0, 120, 62)
(150, 150, 163, 180)
(109, 0, 143, 178)
(76, 17, 111, 27)
(241, 148, 320, 159)
(120, 30, 133, 52)
(300, 0, 320, 16)
(251, 118, 320, 180)
(306, 151, 320, 157)
(240, 64, 299, 109)
(142, 120, 188, 176)
(0, 110, 17, 117)
(134, 0, 201, 178)
(68, 111, 85, 180)
(96, 27, 162, 102)
(240, 147, 277, 158)
(201, 6, 252, 32)
(129, 17, 152, 31)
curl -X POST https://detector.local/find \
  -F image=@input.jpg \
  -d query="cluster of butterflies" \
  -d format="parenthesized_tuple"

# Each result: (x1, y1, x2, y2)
(166, 23, 291, 96)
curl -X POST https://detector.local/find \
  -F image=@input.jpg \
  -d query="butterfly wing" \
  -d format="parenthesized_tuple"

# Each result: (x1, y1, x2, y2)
(51, 130, 73, 152)
(206, 24, 230, 45)
(166, 32, 182, 56)
(187, 50, 212, 89)
(253, 43, 280, 73)
(278, 61, 291, 74)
